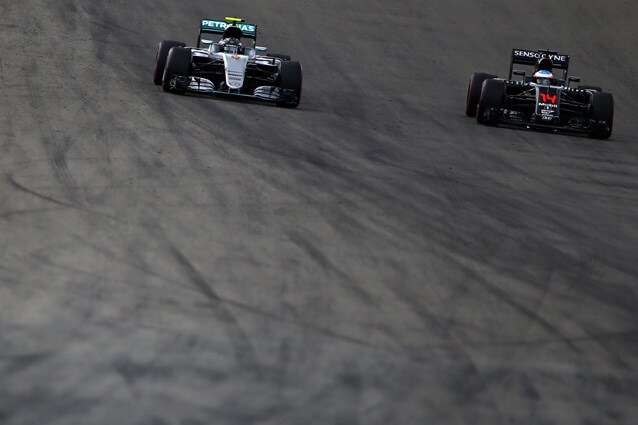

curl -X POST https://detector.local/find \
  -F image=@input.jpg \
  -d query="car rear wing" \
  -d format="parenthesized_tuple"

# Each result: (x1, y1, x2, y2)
(509, 49, 570, 79)
(197, 18, 258, 47)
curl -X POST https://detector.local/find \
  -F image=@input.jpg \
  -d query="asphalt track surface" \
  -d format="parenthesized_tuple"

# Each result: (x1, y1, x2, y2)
(1, 1, 637, 424)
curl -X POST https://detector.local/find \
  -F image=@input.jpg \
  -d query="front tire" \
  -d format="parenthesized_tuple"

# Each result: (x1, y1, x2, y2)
(162, 47, 192, 93)
(267, 53, 291, 61)
(578, 84, 603, 92)
(277, 61, 302, 107)
(153, 40, 186, 85)
(476, 79, 506, 125)
(466, 72, 497, 117)
(588, 91, 613, 139)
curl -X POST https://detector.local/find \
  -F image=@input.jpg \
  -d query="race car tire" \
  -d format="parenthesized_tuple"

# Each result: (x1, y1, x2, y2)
(162, 47, 192, 93)
(153, 40, 186, 85)
(476, 79, 506, 125)
(578, 85, 603, 92)
(466, 72, 497, 117)
(277, 61, 302, 108)
(588, 91, 614, 139)
(267, 54, 291, 61)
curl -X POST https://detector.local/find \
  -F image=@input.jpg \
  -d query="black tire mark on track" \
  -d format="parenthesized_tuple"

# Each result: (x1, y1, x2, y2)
(6, 173, 147, 227)
(165, 239, 262, 374)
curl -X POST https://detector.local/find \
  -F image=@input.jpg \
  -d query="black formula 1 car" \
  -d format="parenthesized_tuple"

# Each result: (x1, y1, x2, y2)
(466, 49, 613, 139)
(153, 17, 302, 107)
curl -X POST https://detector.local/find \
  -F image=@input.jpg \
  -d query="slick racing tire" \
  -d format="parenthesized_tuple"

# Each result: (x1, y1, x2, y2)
(588, 91, 614, 139)
(153, 40, 186, 85)
(476, 79, 506, 125)
(162, 47, 192, 93)
(578, 85, 603, 92)
(267, 53, 291, 61)
(277, 61, 302, 108)
(466, 72, 497, 117)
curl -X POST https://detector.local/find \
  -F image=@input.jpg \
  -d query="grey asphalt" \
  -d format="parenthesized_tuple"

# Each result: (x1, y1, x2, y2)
(1, 1, 637, 424)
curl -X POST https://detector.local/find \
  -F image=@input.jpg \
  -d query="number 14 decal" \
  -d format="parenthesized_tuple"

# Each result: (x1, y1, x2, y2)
(540, 93, 558, 104)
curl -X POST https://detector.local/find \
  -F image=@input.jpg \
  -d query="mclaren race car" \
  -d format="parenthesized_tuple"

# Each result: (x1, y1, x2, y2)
(153, 17, 302, 107)
(465, 49, 613, 139)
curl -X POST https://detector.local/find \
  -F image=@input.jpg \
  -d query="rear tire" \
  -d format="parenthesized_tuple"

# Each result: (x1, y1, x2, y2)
(466, 72, 497, 117)
(277, 61, 302, 107)
(476, 79, 506, 125)
(162, 47, 191, 93)
(588, 91, 613, 139)
(153, 40, 186, 85)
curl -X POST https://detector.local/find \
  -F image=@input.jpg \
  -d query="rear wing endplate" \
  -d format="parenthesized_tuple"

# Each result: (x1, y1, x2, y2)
(509, 49, 570, 79)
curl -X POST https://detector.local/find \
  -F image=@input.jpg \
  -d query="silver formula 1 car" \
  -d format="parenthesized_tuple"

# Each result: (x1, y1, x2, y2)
(153, 17, 302, 107)
(466, 49, 613, 139)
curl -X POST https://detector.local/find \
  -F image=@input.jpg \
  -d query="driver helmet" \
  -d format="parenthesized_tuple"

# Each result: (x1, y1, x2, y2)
(533, 70, 554, 85)
(219, 37, 242, 54)
(535, 55, 554, 73)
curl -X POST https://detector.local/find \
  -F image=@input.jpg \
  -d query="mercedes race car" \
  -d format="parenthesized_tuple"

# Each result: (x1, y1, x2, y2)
(465, 49, 613, 139)
(153, 17, 302, 107)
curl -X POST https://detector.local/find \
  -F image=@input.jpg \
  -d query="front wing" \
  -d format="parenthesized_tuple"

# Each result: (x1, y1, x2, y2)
(168, 75, 299, 105)
(480, 107, 610, 135)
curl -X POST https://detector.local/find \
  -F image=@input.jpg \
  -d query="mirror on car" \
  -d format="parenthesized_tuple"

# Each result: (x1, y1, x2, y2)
(567, 76, 580, 88)
(513, 70, 526, 76)
(255, 46, 267, 51)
